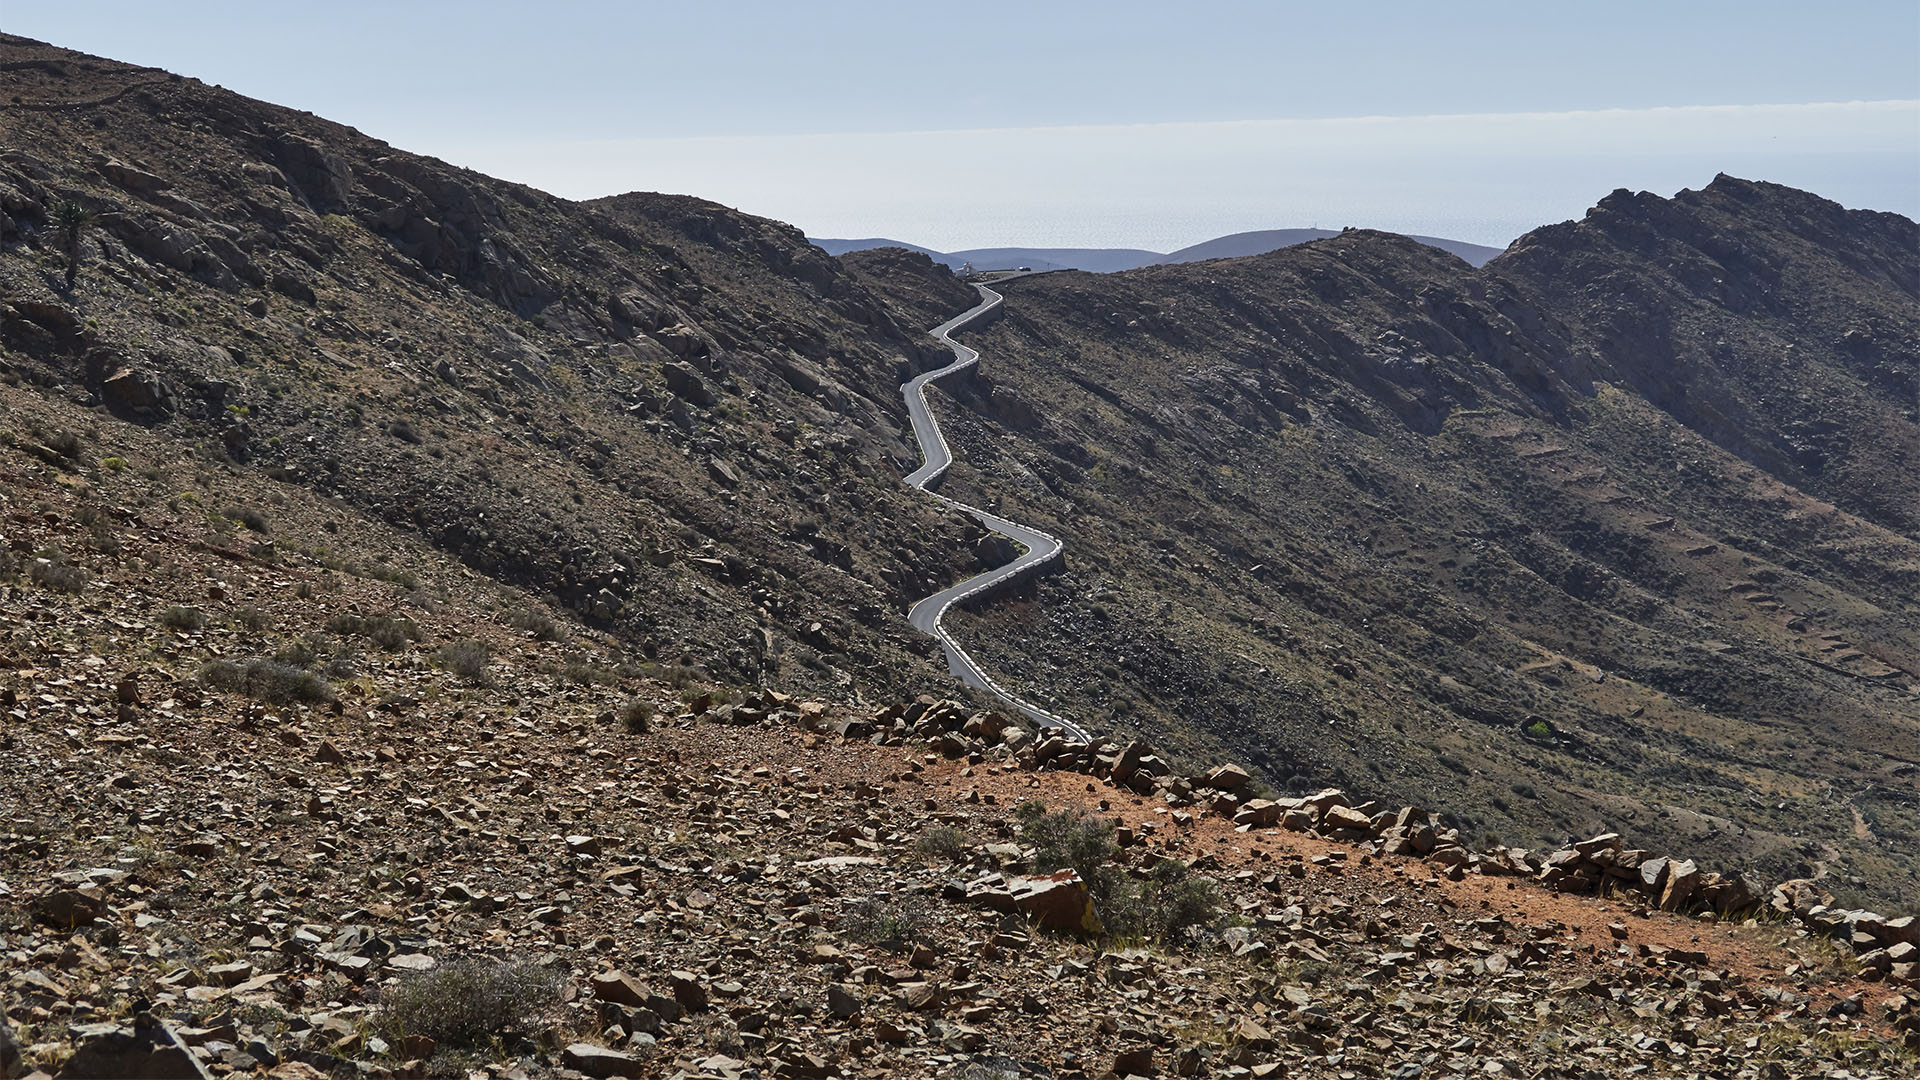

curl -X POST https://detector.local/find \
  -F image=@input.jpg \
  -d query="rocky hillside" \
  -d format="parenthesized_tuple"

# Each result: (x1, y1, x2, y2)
(0, 32, 1017, 715)
(891, 183, 1920, 908)
(2, 31, 1919, 1075)
(0, 403, 1912, 1077)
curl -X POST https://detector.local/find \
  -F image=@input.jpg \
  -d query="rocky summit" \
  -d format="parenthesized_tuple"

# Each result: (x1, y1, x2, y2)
(1, 31, 1917, 1080)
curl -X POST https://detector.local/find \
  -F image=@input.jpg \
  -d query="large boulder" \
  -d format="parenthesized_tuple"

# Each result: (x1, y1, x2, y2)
(102, 368, 174, 417)
(1638, 855, 1670, 895)
(1698, 872, 1760, 916)
(1301, 788, 1351, 817)
(1007, 870, 1104, 935)
(1771, 878, 1833, 919)
(663, 361, 715, 406)
(1201, 763, 1252, 790)
(1233, 799, 1280, 828)
(590, 970, 648, 1007)
(1321, 804, 1378, 836)
(1659, 858, 1700, 912)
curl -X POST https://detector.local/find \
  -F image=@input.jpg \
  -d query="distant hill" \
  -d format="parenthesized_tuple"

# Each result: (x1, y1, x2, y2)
(808, 236, 948, 260)
(945, 246, 1163, 274)
(812, 229, 1506, 272)
(811, 238, 1158, 273)
(1160, 228, 1505, 267)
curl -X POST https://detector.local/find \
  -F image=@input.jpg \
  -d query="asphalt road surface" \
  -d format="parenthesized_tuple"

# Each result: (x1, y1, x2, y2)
(900, 280, 1090, 741)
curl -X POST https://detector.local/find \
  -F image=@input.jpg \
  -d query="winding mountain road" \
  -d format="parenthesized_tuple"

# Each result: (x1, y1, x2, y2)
(901, 280, 1090, 741)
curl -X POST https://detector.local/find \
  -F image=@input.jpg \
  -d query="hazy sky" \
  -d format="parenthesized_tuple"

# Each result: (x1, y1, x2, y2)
(14, 1, 1920, 249)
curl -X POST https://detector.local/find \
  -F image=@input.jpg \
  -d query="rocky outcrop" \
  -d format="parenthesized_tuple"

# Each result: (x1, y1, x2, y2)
(854, 689, 1913, 987)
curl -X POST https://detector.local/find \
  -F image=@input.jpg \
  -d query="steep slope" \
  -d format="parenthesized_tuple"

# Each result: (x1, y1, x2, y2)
(0, 33, 1021, 709)
(1494, 177, 1920, 534)
(1, 415, 1907, 1076)
(0, 34, 1916, 1075)
(835, 245, 979, 330)
(890, 185, 1920, 906)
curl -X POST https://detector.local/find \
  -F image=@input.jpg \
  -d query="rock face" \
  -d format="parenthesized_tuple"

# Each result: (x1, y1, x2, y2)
(101, 368, 174, 416)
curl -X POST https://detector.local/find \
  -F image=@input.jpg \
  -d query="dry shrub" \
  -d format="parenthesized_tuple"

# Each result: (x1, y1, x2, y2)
(435, 639, 490, 683)
(159, 606, 206, 632)
(27, 548, 88, 593)
(326, 613, 423, 651)
(199, 658, 333, 704)
(505, 604, 560, 641)
(619, 698, 655, 734)
(375, 958, 565, 1047)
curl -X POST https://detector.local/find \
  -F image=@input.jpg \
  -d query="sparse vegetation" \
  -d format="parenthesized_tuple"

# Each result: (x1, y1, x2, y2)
(27, 548, 88, 593)
(41, 429, 82, 460)
(0, 34, 1910, 1077)
(273, 632, 359, 677)
(325, 613, 423, 651)
(504, 603, 561, 641)
(375, 958, 566, 1048)
(366, 561, 420, 590)
(840, 894, 932, 945)
(916, 823, 971, 860)
(619, 697, 655, 733)
(222, 504, 272, 533)
(158, 605, 206, 632)
(558, 653, 617, 686)
(52, 198, 94, 288)
(1017, 802, 1221, 945)
(1138, 858, 1224, 946)
(198, 657, 333, 704)
(435, 638, 490, 682)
